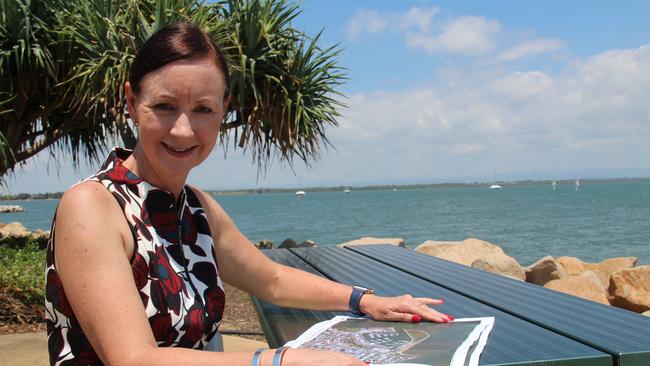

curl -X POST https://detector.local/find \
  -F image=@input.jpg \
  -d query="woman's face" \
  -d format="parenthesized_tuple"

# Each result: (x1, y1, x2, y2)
(126, 56, 228, 183)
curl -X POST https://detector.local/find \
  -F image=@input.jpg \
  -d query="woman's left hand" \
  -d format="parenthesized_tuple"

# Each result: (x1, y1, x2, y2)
(360, 294, 453, 323)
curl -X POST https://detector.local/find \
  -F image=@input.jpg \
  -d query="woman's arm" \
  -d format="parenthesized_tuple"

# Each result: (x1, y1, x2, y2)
(193, 188, 451, 323)
(55, 182, 365, 366)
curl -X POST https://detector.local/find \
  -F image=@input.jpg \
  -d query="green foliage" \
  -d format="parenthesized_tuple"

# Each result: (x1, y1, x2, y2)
(0, 0, 345, 178)
(0, 191, 63, 200)
(0, 241, 45, 305)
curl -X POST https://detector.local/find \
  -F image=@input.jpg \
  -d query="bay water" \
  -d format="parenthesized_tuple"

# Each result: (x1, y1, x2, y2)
(3, 181, 648, 266)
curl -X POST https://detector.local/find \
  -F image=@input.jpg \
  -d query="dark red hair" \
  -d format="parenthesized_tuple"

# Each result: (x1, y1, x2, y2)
(129, 22, 229, 97)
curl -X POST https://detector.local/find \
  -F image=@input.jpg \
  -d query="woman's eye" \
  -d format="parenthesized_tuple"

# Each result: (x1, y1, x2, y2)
(195, 106, 213, 114)
(154, 103, 173, 111)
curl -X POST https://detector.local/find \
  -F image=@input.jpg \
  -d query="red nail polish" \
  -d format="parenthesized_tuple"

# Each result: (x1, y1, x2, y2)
(411, 314, 421, 323)
(440, 298, 445, 304)
(447, 313, 455, 321)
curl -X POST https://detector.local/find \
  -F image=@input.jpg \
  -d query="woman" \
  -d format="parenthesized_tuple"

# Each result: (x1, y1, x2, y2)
(45, 22, 451, 366)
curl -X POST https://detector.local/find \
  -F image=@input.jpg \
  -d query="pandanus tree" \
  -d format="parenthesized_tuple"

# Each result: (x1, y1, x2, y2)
(0, 0, 345, 178)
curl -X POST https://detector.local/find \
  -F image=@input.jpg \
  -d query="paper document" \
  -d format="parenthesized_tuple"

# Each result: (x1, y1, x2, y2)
(284, 316, 494, 366)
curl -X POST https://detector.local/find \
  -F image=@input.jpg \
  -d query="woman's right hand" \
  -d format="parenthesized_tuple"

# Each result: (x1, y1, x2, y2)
(279, 348, 368, 366)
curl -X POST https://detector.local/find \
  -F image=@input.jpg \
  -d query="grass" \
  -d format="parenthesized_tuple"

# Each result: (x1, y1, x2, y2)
(0, 239, 46, 305)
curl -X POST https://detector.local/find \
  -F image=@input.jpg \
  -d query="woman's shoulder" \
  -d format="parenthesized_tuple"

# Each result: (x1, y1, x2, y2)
(57, 181, 122, 223)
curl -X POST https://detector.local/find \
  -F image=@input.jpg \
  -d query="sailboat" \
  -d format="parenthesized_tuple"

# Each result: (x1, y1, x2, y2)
(489, 169, 502, 189)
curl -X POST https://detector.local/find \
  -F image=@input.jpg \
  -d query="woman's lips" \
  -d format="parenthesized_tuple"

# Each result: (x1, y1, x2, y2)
(161, 142, 197, 157)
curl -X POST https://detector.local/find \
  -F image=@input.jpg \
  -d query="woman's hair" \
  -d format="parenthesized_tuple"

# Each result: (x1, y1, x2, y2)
(129, 22, 230, 97)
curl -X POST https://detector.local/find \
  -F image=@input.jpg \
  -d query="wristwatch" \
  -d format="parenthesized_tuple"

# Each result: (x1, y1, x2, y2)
(349, 285, 374, 316)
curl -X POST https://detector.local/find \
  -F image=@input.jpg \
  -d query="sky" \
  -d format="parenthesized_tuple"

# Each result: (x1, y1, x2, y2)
(5, 0, 650, 194)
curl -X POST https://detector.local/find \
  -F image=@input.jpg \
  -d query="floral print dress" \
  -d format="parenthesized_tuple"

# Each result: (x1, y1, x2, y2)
(45, 148, 226, 365)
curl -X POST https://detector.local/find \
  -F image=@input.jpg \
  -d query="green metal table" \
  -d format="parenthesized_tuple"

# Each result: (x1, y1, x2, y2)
(251, 245, 650, 366)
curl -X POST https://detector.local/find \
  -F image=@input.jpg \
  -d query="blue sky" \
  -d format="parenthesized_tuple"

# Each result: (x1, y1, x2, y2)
(5, 0, 650, 193)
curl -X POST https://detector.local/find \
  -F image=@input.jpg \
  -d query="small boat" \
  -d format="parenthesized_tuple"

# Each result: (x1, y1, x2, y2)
(343, 188, 350, 193)
(490, 168, 502, 189)
(295, 190, 306, 196)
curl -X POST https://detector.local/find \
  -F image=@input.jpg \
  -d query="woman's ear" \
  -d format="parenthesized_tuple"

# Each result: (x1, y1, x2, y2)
(125, 81, 137, 121)
(223, 95, 231, 111)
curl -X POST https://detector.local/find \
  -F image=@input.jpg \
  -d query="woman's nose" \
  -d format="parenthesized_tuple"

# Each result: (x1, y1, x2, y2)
(169, 112, 193, 138)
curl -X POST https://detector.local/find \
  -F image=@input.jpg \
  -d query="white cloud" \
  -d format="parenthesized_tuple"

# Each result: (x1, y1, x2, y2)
(499, 38, 564, 61)
(346, 9, 390, 41)
(320, 44, 650, 180)
(405, 16, 501, 56)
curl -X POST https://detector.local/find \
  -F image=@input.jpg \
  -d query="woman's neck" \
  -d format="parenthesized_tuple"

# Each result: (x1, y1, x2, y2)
(122, 146, 188, 199)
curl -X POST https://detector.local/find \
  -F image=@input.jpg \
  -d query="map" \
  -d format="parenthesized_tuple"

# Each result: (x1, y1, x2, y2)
(284, 316, 494, 366)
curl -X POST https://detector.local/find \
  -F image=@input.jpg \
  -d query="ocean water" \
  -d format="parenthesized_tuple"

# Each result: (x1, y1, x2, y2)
(3, 181, 649, 266)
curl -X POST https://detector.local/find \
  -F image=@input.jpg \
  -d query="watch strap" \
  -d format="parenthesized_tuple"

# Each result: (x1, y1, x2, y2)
(349, 286, 368, 315)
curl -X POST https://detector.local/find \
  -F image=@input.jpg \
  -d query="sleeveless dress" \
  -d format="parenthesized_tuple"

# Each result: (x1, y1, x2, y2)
(44, 148, 226, 366)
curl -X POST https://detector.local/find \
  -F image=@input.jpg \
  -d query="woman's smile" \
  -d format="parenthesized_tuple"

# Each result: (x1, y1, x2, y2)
(161, 142, 198, 157)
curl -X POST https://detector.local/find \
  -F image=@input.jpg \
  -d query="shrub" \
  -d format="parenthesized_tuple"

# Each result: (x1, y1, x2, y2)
(0, 242, 46, 305)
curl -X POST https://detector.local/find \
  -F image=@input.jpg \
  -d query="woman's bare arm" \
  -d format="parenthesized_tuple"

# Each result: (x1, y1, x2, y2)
(193, 188, 450, 323)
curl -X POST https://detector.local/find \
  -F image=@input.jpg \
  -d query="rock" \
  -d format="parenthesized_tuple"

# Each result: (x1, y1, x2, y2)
(278, 238, 299, 249)
(556, 256, 586, 276)
(0, 205, 26, 213)
(0, 222, 31, 238)
(32, 229, 50, 239)
(415, 238, 504, 265)
(471, 254, 526, 281)
(544, 271, 610, 305)
(555, 256, 637, 288)
(339, 237, 406, 248)
(256, 240, 274, 249)
(584, 257, 637, 288)
(524, 256, 568, 285)
(642, 311, 650, 317)
(298, 240, 317, 248)
(415, 238, 524, 280)
(608, 266, 650, 313)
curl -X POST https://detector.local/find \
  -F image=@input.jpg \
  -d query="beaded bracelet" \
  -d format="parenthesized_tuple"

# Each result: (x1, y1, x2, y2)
(272, 346, 288, 366)
(251, 348, 265, 366)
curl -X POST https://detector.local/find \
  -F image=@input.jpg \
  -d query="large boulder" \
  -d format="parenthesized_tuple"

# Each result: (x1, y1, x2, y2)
(556, 256, 586, 276)
(555, 256, 637, 288)
(0, 222, 31, 238)
(471, 254, 526, 281)
(415, 238, 505, 264)
(278, 238, 299, 248)
(524, 256, 568, 285)
(415, 238, 525, 280)
(544, 271, 609, 305)
(584, 257, 637, 288)
(339, 237, 406, 248)
(608, 266, 650, 313)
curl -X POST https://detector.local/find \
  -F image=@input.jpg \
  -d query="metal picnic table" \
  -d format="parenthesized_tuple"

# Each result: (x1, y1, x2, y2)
(251, 245, 650, 366)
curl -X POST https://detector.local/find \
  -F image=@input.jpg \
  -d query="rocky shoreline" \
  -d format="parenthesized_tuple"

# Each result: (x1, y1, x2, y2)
(0, 205, 26, 213)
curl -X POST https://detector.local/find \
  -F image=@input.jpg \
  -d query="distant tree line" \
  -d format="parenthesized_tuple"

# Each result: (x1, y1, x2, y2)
(0, 192, 63, 201)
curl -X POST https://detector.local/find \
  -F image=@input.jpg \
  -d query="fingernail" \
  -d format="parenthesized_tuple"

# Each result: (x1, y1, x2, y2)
(440, 298, 445, 304)
(446, 313, 455, 321)
(411, 314, 421, 323)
